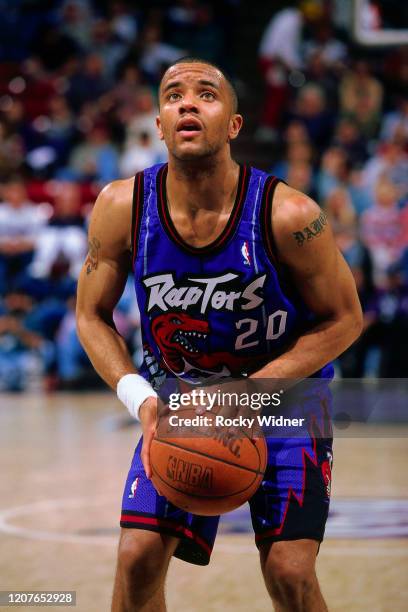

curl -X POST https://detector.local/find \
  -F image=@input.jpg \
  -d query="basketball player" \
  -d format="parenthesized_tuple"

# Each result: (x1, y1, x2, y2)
(76, 58, 363, 611)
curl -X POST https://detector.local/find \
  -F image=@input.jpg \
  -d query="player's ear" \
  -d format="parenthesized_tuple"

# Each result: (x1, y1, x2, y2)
(228, 114, 243, 141)
(156, 115, 164, 140)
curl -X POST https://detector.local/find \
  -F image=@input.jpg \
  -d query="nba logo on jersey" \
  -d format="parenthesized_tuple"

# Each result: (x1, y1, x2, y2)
(241, 241, 251, 266)
(129, 477, 139, 498)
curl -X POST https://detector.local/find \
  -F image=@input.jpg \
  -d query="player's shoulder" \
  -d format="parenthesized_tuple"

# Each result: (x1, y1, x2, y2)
(98, 162, 164, 205)
(89, 178, 136, 248)
(97, 177, 135, 212)
(270, 181, 322, 234)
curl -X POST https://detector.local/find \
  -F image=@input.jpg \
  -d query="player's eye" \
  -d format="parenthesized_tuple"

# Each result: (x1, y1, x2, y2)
(201, 91, 215, 100)
(168, 92, 181, 101)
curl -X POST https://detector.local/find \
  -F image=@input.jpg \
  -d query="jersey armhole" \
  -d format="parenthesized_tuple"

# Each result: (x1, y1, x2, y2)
(260, 176, 307, 311)
(260, 175, 283, 268)
(131, 171, 144, 270)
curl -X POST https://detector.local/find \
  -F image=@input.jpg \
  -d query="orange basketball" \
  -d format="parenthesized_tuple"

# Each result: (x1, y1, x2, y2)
(150, 407, 267, 515)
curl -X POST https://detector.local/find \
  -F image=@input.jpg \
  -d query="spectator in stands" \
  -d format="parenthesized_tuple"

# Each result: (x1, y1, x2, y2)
(110, 1, 139, 45)
(325, 187, 359, 261)
(59, 0, 93, 53)
(30, 181, 87, 281)
(139, 23, 185, 85)
(257, 5, 303, 141)
(317, 146, 372, 216)
(1, 98, 37, 162)
(90, 18, 129, 83)
(303, 49, 340, 112)
(66, 54, 110, 113)
(166, 0, 199, 50)
(290, 84, 335, 150)
(303, 21, 347, 71)
(332, 117, 369, 168)
(191, 4, 224, 64)
(0, 289, 54, 391)
(24, 95, 77, 177)
(360, 177, 404, 288)
(0, 118, 24, 179)
(120, 131, 159, 178)
(257, 2, 324, 141)
(339, 59, 383, 140)
(55, 286, 139, 389)
(0, 177, 49, 293)
(317, 147, 350, 201)
(340, 260, 408, 378)
(380, 98, 408, 143)
(376, 264, 408, 376)
(272, 139, 314, 181)
(111, 64, 144, 125)
(286, 161, 315, 198)
(125, 88, 167, 160)
(18, 58, 57, 123)
(55, 296, 94, 389)
(362, 139, 408, 202)
(68, 123, 119, 183)
(42, 95, 76, 168)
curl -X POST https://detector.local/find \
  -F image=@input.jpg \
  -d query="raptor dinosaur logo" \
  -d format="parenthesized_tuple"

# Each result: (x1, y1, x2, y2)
(151, 312, 256, 381)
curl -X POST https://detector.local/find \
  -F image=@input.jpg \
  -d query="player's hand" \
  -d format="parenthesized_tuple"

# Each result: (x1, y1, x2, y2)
(139, 396, 159, 479)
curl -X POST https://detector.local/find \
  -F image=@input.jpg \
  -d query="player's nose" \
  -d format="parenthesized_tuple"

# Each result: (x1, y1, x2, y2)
(179, 95, 199, 114)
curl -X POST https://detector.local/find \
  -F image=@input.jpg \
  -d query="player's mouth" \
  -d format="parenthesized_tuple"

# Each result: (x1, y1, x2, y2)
(176, 118, 203, 137)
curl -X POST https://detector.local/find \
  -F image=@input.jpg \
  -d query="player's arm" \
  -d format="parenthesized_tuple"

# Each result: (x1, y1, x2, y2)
(76, 179, 136, 387)
(252, 184, 363, 380)
(76, 180, 157, 476)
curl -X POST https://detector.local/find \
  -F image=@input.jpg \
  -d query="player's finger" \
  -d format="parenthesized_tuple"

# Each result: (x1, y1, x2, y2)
(141, 424, 155, 479)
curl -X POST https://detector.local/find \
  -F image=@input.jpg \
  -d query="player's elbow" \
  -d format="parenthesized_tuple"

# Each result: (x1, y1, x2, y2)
(342, 305, 364, 348)
(75, 310, 89, 349)
(76, 304, 115, 348)
(75, 303, 100, 349)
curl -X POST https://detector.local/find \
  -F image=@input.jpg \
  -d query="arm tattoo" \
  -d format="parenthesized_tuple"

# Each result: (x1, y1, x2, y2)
(293, 211, 327, 246)
(85, 237, 101, 274)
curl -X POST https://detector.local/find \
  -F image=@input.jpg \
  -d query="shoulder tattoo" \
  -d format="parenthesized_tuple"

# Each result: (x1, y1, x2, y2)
(293, 211, 327, 247)
(85, 237, 101, 274)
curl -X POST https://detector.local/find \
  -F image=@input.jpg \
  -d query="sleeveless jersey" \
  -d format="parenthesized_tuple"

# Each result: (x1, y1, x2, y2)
(131, 163, 333, 395)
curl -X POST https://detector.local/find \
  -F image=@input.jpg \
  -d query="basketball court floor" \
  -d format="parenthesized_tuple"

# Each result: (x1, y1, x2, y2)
(0, 392, 407, 611)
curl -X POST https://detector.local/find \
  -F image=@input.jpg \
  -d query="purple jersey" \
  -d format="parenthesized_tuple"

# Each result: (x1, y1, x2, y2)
(131, 163, 333, 393)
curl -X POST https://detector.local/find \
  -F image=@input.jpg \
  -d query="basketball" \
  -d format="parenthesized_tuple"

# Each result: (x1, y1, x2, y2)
(150, 407, 267, 515)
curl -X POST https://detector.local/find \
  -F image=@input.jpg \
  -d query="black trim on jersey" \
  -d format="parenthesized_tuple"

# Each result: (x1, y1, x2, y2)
(260, 175, 310, 313)
(131, 171, 144, 269)
(260, 175, 281, 267)
(156, 163, 251, 255)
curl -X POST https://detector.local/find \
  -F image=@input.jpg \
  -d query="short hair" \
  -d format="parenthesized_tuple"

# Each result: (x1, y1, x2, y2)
(160, 56, 238, 113)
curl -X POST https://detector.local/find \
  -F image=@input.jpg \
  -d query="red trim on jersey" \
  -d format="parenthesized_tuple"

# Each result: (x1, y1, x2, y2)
(255, 415, 321, 542)
(120, 514, 213, 555)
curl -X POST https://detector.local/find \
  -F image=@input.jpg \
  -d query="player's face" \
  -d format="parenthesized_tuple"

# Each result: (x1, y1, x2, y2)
(157, 63, 242, 161)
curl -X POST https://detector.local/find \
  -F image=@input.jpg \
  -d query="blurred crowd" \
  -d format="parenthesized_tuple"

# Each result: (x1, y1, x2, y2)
(0, 0, 407, 391)
(258, 2, 408, 379)
(0, 0, 234, 391)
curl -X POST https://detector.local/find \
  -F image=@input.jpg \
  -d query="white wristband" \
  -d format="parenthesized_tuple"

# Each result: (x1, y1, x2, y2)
(117, 373, 158, 421)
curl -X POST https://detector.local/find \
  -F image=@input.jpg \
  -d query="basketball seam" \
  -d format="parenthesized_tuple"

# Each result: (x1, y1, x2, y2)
(152, 437, 265, 475)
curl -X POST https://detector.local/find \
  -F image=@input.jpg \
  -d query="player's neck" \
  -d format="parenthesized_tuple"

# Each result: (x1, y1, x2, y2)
(167, 154, 239, 214)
